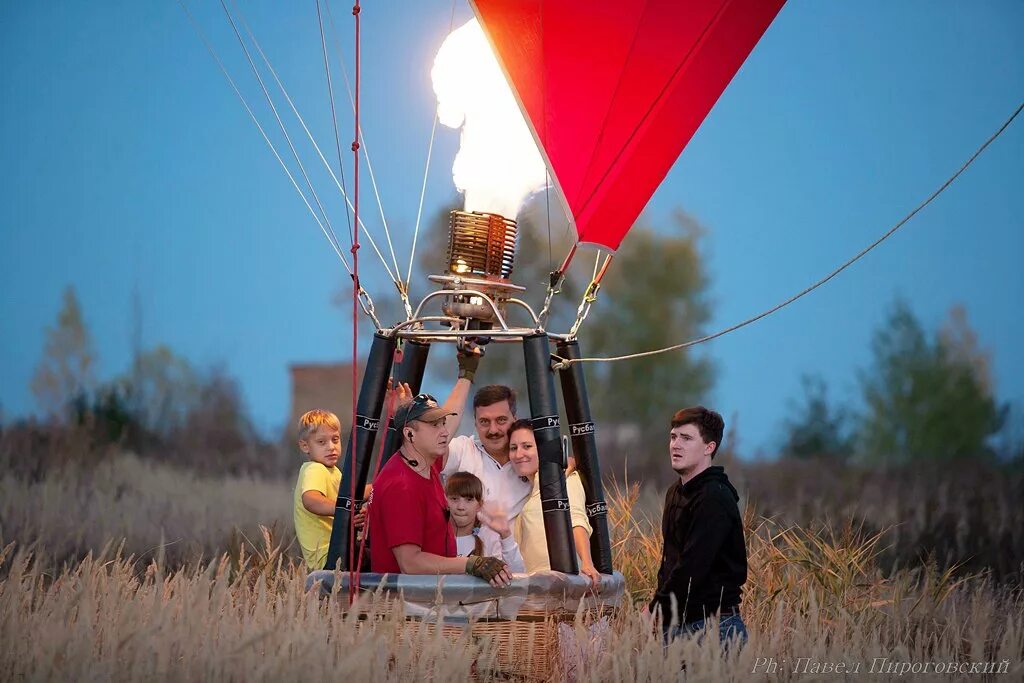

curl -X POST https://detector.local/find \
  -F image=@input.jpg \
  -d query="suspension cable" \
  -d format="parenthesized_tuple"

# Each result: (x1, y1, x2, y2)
(536, 242, 578, 328)
(552, 100, 1024, 370)
(567, 253, 613, 339)
(316, 0, 354, 245)
(407, 0, 459, 295)
(178, 0, 354, 274)
(181, 0, 380, 326)
(406, 110, 439, 303)
(220, 0, 347, 268)
(324, 0, 403, 287)
(545, 171, 554, 274)
(233, 5, 401, 286)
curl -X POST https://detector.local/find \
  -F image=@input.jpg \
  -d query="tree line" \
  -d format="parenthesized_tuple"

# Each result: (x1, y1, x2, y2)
(7, 208, 1016, 481)
(782, 301, 1010, 462)
(9, 287, 285, 479)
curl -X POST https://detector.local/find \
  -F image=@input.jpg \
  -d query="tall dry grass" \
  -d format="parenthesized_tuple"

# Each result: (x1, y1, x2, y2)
(2, 453, 1022, 681)
(0, 452, 294, 569)
(732, 458, 1024, 582)
(605, 481, 1023, 680)
(0, 539, 495, 681)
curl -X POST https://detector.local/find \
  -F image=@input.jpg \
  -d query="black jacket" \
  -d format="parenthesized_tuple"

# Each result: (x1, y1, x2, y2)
(649, 466, 747, 625)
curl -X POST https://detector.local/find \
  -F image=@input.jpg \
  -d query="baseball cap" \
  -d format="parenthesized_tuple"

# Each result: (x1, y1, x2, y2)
(393, 393, 456, 431)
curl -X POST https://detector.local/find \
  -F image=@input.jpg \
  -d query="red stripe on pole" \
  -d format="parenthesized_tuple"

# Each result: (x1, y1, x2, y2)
(349, 0, 362, 605)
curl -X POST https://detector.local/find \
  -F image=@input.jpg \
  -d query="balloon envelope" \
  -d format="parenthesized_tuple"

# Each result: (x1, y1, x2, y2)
(471, 0, 786, 252)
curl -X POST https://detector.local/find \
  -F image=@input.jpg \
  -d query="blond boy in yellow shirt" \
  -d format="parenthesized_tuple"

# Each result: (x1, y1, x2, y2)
(293, 409, 342, 571)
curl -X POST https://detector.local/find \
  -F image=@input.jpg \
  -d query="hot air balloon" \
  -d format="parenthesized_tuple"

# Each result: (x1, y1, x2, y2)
(471, 0, 786, 254)
(195, 0, 784, 672)
(317, 0, 784, 578)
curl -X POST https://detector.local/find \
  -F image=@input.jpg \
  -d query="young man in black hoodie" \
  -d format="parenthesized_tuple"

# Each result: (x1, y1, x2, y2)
(648, 406, 748, 647)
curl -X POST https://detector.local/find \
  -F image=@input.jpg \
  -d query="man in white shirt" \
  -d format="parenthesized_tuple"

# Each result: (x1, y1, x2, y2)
(439, 350, 533, 520)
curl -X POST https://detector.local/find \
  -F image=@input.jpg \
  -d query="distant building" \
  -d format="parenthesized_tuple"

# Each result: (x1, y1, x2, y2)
(288, 362, 364, 436)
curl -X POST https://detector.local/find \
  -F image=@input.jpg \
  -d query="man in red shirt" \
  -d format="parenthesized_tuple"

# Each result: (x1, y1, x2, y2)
(369, 393, 512, 587)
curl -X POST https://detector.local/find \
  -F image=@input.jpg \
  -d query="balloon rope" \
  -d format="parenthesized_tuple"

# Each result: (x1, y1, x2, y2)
(567, 254, 613, 339)
(541, 1, 552, 276)
(181, 1, 387, 327)
(317, 0, 354, 246)
(323, 2, 402, 288)
(348, 0, 362, 607)
(219, 0, 348, 274)
(234, 5, 398, 286)
(181, 0, 353, 272)
(323, 0, 410, 313)
(535, 243, 574, 327)
(408, 0, 459, 305)
(552, 100, 1024, 370)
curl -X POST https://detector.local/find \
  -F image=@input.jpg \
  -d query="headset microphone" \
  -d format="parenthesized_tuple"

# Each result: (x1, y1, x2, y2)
(400, 432, 423, 468)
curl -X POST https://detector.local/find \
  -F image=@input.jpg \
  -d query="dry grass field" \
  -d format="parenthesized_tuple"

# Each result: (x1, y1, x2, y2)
(1, 451, 1022, 681)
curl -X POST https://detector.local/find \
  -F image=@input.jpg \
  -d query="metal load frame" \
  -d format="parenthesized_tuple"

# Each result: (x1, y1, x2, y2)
(323, 283, 613, 576)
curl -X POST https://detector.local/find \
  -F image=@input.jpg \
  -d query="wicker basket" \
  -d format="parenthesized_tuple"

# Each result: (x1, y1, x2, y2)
(307, 571, 624, 681)
(401, 613, 559, 681)
(432, 606, 613, 681)
(467, 610, 565, 681)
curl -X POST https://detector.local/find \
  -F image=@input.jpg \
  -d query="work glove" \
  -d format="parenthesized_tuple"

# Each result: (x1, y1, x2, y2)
(457, 343, 483, 382)
(465, 555, 507, 582)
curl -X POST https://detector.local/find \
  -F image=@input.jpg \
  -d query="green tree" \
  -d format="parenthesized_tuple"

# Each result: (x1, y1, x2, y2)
(781, 374, 853, 460)
(31, 286, 96, 418)
(357, 198, 714, 472)
(123, 345, 202, 437)
(858, 300, 1005, 462)
(413, 202, 713, 428)
(583, 212, 714, 463)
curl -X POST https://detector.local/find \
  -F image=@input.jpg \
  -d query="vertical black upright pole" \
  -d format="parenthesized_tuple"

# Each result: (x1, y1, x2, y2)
(323, 332, 396, 571)
(379, 339, 430, 465)
(556, 339, 613, 575)
(523, 332, 578, 574)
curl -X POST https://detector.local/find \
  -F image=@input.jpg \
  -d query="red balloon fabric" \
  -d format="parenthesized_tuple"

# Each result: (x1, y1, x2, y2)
(470, 0, 786, 252)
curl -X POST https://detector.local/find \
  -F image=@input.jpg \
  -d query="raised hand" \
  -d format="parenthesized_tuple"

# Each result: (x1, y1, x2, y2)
(477, 504, 512, 539)
(385, 378, 414, 408)
(456, 339, 485, 382)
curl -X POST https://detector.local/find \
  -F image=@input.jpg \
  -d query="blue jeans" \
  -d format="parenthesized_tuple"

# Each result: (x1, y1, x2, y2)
(664, 613, 748, 652)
